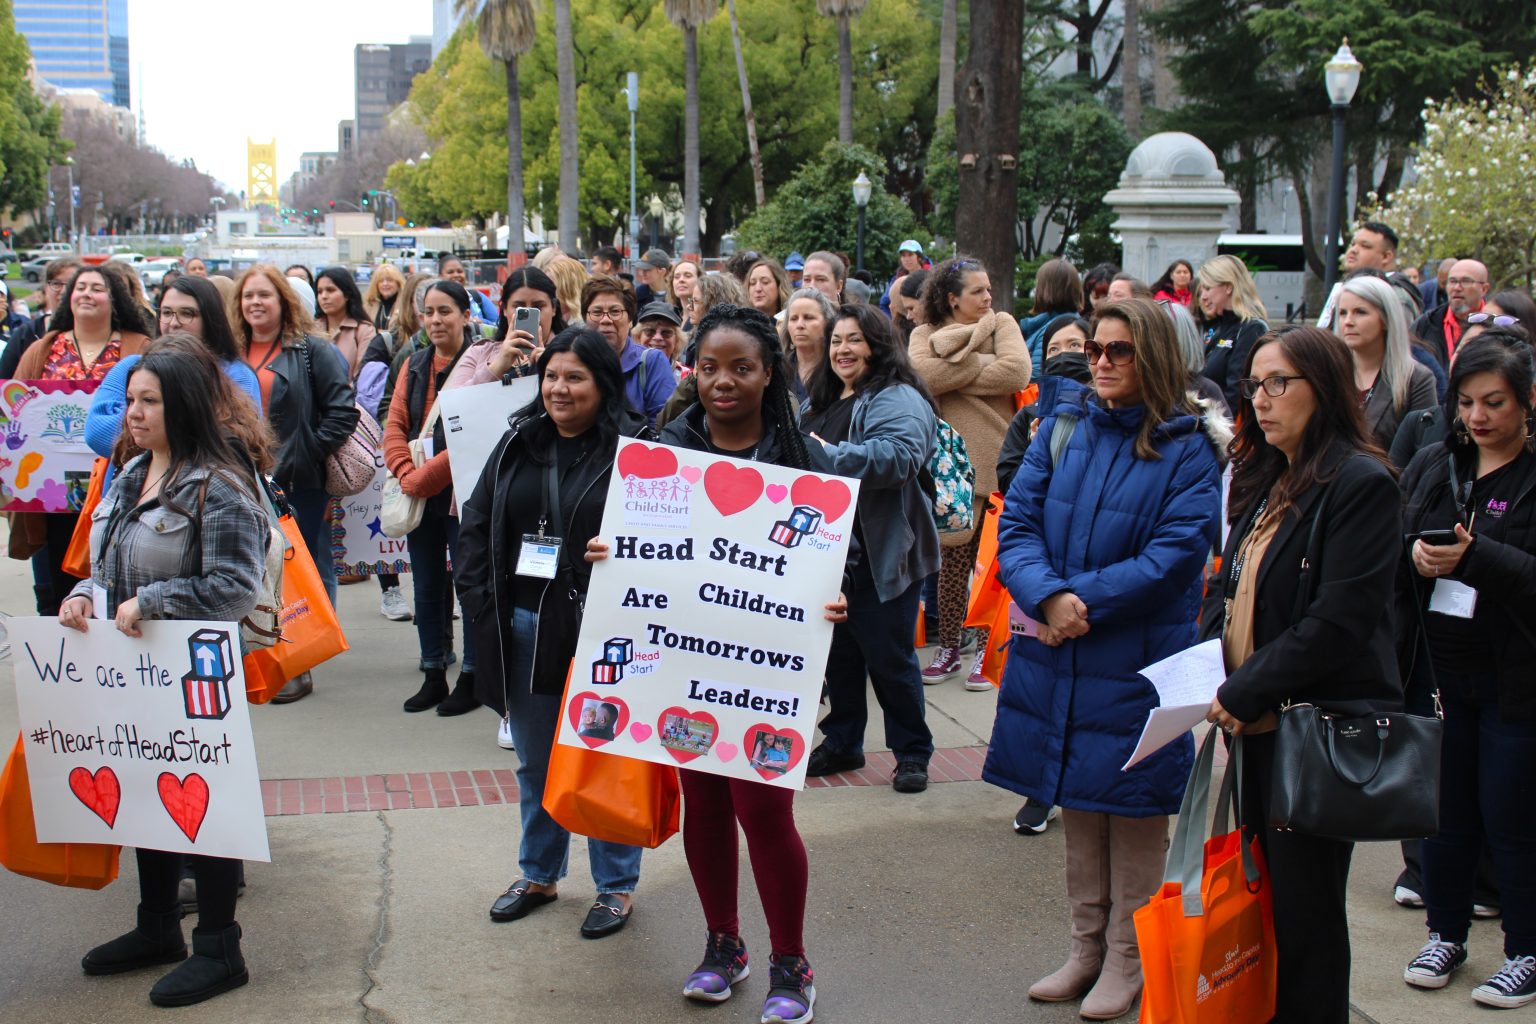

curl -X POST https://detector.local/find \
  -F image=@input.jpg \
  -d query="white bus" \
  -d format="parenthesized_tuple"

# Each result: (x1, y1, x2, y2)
(1217, 233, 1308, 323)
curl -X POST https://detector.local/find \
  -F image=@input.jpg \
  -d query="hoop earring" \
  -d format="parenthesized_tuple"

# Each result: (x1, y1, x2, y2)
(1526, 414, 1535, 442)
(1453, 417, 1471, 444)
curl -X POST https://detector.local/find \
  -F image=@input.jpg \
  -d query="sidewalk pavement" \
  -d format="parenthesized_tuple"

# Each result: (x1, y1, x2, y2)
(0, 562, 1504, 1023)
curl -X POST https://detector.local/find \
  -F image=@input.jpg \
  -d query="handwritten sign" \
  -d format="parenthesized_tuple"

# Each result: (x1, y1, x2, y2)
(329, 467, 412, 576)
(553, 439, 859, 788)
(9, 617, 270, 861)
(438, 376, 539, 507)
(0, 379, 100, 512)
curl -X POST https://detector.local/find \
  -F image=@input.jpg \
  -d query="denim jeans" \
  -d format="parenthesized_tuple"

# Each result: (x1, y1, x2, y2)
(406, 511, 475, 673)
(1422, 677, 1536, 956)
(502, 605, 642, 892)
(288, 486, 338, 608)
(818, 580, 933, 763)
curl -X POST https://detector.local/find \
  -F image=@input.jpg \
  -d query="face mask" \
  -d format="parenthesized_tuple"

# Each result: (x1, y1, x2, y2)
(1044, 351, 1092, 383)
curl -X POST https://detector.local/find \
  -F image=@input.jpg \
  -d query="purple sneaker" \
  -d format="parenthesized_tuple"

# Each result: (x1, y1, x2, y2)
(761, 955, 815, 1023)
(683, 932, 750, 1003)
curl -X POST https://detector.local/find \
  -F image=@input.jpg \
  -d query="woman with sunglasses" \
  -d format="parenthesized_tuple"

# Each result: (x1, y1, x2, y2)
(1203, 326, 1402, 1022)
(989, 298, 1226, 1019)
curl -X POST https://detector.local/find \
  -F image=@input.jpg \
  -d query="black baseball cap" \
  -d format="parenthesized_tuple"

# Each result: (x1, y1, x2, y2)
(637, 300, 681, 325)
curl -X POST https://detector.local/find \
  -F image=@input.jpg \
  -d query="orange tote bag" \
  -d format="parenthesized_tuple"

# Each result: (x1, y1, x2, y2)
(964, 492, 1008, 631)
(241, 514, 349, 703)
(61, 457, 109, 579)
(0, 733, 120, 889)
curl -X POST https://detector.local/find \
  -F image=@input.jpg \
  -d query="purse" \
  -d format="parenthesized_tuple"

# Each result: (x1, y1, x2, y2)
(1266, 478, 1443, 842)
(379, 401, 442, 538)
(300, 338, 383, 498)
(0, 733, 121, 889)
(924, 418, 976, 541)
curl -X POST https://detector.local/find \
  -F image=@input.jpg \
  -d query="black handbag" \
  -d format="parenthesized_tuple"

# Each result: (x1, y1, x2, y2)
(1266, 476, 1444, 842)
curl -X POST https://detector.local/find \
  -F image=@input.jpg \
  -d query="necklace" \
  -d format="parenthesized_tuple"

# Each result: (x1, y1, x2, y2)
(139, 465, 169, 502)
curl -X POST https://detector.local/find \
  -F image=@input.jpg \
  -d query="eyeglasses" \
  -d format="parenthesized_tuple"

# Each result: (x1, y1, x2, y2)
(159, 307, 200, 326)
(1447, 277, 1487, 288)
(637, 324, 678, 337)
(1239, 375, 1307, 399)
(1467, 312, 1519, 327)
(1084, 339, 1135, 365)
(586, 307, 627, 322)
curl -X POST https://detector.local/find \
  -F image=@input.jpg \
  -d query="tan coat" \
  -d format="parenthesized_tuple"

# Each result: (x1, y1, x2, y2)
(908, 312, 1031, 543)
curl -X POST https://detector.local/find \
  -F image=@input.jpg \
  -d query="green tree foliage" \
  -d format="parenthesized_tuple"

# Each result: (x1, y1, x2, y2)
(392, 0, 936, 253)
(0, 0, 66, 217)
(1365, 67, 1536, 291)
(731, 142, 920, 263)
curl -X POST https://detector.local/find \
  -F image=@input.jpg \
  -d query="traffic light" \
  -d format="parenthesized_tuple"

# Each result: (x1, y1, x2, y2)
(361, 193, 369, 209)
(328, 200, 335, 210)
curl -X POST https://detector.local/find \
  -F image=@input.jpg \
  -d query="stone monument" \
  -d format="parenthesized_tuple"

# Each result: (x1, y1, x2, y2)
(1104, 132, 1239, 284)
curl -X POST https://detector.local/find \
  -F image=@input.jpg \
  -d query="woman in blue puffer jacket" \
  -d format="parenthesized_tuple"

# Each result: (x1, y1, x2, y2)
(985, 298, 1228, 1020)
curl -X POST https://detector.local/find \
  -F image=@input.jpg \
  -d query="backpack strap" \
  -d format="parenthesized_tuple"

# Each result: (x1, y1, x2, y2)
(1049, 413, 1079, 469)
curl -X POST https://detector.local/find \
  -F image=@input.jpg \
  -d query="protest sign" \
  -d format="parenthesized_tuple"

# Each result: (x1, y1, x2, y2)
(10, 617, 270, 861)
(553, 439, 859, 788)
(0, 379, 100, 512)
(329, 466, 412, 576)
(438, 376, 539, 505)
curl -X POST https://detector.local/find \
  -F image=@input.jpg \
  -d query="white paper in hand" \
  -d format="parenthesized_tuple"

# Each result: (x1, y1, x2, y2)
(1123, 638, 1226, 770)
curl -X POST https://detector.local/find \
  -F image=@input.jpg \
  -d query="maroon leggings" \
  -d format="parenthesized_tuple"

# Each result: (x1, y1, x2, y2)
(680, 768, 808, 958)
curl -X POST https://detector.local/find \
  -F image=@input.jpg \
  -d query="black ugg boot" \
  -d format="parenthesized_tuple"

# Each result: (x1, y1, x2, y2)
(81, 905, 187, 975)
(149, 923, 248, 1007)
(436, 670, 480, 716)
(403, 668, 449, 712)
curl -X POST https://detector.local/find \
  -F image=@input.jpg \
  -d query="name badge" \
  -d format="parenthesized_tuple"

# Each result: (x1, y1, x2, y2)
(1429, 578, 1478, 619)
(516, 534, 562, 579)
(92, 583, 108, 621)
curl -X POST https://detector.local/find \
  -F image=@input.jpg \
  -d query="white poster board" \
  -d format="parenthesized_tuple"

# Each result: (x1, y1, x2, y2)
(553, 439, 859, 789)
(0, 379, 100, 512)
(439, 376, 539, 507)
(10, 618, 270, 861)
(330, 466, 412, 576)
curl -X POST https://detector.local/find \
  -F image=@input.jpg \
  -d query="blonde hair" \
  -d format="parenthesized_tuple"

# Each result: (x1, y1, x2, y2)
(531, 246, 564, 270)
(1197, 254, 1268, 323)
(390, 272, 432, 339)
(1336, 274, 1415, 415)
(690, 272, 748, 323)
(230, 265, 314, 350)
(545, 256, 590, 324)
(364, 264, 406, 321)
(746, 257, 792, 317)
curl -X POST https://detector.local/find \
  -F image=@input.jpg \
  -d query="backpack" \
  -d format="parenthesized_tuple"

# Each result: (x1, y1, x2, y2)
(928, 418, 976, 537)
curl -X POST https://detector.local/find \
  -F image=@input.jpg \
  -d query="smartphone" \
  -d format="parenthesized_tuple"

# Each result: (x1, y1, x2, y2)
(1414, 529, 1460, 546)
(513, 306, 541, 343)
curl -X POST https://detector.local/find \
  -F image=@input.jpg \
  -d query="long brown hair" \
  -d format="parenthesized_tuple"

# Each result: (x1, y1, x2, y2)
(1226, 325, 1389, 522)
(1090, 298, 1197, 460)
(229, 265, 312, 351)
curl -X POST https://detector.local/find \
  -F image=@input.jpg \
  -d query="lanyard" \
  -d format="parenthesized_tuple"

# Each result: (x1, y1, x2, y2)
(1446, 454, 1476, 530)
(540, 458, 561, 541)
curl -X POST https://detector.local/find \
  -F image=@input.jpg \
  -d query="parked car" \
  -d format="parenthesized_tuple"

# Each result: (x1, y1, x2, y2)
(108, 252, 147, 265)
(23, 241, 73, 260)
(139, 257, 181, 289)
(20, 256, 54, 282)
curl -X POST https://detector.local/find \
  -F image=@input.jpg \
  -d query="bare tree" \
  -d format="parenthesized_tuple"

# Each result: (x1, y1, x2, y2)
(955, 0, 1023, 312)
(665, 0, 719, 255)
(456, 0, 537, 250)
(937, 0, 958, 121)
(555, 0, 579, 251)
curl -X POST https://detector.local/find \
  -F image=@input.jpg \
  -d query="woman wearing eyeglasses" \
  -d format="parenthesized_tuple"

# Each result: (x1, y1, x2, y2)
(1203, 326, 1402, 1023)
(579, 274, 675, 425)
(987, 298, 1226, 1019)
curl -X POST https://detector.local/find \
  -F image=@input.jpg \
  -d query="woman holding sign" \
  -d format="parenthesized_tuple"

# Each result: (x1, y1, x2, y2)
(990, 299, 1226, 1020)
(58, 346, 270, 1007)
(456, 327, 655, 939)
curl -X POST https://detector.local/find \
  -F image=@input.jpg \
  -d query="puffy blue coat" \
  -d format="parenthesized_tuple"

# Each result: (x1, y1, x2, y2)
(983, 379, 1224, 816)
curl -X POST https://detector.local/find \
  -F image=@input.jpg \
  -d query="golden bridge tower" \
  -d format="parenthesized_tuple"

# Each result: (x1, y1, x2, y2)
(247, 139, 277, 211)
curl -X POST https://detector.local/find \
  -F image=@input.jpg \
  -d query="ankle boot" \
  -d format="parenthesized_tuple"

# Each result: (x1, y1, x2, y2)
(1030, 809, 1109, 1002)
(403, 668, 449, 712)
(82, 905, 187, 975)
(1080, 814, 1169, 1021)
(149, 922, 249, 1007)
(436, 670, 481, 716)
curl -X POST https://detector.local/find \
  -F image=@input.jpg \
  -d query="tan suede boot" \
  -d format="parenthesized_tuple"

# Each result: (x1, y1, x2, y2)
(1080, 814, 1169, 1021)
(1029, 809, 1109, 1002)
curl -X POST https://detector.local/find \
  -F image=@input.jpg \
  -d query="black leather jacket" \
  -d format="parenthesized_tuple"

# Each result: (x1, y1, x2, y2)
(265, 335, 359, 492)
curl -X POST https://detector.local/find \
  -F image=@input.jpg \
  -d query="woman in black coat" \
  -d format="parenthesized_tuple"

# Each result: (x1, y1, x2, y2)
(1202, 325, 1402, 1023)
(1395, 328, 1536, 1008)
(454, 328, 652, 940)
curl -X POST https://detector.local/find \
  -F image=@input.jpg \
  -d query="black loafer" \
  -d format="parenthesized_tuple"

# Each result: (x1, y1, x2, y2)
(579, 893, 632, 939)
(805, 743, 865, 777)
(489, 880, 557, 922)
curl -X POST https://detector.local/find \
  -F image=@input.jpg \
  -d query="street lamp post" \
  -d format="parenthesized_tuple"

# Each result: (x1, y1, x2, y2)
(65, 157, 76, 249)
(625, 72, 640, 265)
(851, 171, 873, 273)
(649, 195, 664, 251)
(1322, 39, 1362, 294)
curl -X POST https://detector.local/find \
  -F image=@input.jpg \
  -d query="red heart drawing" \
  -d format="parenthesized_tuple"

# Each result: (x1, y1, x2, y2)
(704, 462, 764, 517)
(657, 706, 719, 764)
(617, 443, 678, 480)
(567, 691, 630, 748)
(68, 766, 120, 828)
(791, 475, 852, 524)
(743, 724, 807, 781)
(158, 772, 210, 842)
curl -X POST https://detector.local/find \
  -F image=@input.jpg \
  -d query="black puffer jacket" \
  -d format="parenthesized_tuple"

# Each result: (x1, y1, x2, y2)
(266, 335, 359, 493)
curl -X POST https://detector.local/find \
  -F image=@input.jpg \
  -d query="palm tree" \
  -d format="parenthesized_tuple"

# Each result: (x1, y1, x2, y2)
(454, 0, 536, 255)
(726, 0, 765, 208)
(665, 0, 718, 256)
(554, 0, 579, 252)
(817, 0, 868, 145)
(937, 0, 957, 120)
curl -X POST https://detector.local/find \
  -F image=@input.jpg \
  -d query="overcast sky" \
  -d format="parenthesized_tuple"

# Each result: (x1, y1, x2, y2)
(127, 0, 436, 194)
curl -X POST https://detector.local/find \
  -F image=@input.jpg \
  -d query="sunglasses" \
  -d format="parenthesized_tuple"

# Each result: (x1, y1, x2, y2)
(1467, 312, 1519, 327)
(1084, 339, 1135, 365)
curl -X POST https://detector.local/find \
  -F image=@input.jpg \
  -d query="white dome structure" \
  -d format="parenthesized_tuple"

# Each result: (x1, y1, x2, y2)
(1104, 132, 1239, 284)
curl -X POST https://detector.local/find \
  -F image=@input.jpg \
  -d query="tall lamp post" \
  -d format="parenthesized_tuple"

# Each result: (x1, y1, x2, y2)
(1322, 39, 1362, 294)
(625, 72, 640, 263)
(851, 171, 872, 273)
(65, 157, 77, 249)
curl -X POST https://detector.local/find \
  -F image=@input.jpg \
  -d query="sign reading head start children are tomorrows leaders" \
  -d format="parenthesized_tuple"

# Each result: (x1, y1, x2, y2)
(554, 439, 859, 789)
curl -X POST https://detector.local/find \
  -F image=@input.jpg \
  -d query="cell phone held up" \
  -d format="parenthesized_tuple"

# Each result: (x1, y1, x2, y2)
(512, 306, 541, 345)
(1412, 528, 1460, 547)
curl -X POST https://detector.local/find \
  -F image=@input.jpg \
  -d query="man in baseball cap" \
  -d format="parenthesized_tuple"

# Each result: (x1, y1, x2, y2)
(636, 248, 673, 306)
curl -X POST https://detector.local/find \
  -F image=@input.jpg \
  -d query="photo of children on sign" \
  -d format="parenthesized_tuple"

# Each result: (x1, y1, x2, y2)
(661, 712, 716, 754)
(748, 731, 795, 776)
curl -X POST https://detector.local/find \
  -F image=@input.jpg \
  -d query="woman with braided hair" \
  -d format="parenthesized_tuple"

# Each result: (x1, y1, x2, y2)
(588, 304, 847, 1024)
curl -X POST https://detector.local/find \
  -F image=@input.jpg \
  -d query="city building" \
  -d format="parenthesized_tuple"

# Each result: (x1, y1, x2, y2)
(299, 151, 339, 192)
(14, 0, 130, 108)
(338, 119, 355, 161)
(354, 39, 431, 139)
(431, 0, 462, 60)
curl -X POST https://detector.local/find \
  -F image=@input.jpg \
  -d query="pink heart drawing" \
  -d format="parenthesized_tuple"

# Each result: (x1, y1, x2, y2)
(766, 483, 789, 504)
(629, 722, 653, 743)
(714, 742, 739, 763)
(680, 465, 702, 484)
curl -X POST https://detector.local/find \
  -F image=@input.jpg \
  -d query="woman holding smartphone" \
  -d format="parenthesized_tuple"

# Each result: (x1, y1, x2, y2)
(446, 267, 567, 390)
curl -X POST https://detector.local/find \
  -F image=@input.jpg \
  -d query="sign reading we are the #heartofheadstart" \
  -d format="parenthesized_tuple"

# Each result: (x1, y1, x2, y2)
(9, 618, 270, 861)
(553, 439, 859, 789)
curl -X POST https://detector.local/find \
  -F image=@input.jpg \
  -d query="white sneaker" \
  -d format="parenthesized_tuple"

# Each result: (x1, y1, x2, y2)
(380, 586, 413, 621)
(1394, 884, 1425, 908)
(497, 715, 516, 751)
